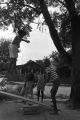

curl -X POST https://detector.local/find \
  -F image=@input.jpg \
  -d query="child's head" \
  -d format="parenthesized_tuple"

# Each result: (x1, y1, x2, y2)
(18, 29, 26, 37)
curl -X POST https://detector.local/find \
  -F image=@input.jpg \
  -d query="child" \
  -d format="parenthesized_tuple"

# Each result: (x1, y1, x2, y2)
(8, 29, 30, 73)
(50, 78, 60, 114)
(37, 71, 46, 102)
(50, 66, 66, 114)
(24, 69, 35, 98)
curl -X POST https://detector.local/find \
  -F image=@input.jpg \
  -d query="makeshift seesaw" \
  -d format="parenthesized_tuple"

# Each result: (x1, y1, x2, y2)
(0, 91, 51, 108)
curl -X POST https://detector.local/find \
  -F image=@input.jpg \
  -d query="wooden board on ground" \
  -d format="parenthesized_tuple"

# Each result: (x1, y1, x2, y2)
(0, 91, 51, 108)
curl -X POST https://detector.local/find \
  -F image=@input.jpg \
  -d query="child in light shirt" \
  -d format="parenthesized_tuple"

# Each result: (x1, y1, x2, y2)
(8, 29, 30, 73)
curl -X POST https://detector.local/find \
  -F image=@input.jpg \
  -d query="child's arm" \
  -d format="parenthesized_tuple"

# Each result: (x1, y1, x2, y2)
(22, 39, 30, 43)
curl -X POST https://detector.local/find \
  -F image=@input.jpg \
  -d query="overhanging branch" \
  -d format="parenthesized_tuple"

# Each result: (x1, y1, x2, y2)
(0, 2, 40, 13)
(58, 0, 66, 7)
(39, 0, 72, 65)
(0, 2, 34, 9)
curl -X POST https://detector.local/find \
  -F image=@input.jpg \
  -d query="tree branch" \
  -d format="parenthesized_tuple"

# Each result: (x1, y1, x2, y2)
(0, 2, 34, 9)
(0, 2, 41, 14)
(39, 0, 72, 65)
(58, 0, 66, 7)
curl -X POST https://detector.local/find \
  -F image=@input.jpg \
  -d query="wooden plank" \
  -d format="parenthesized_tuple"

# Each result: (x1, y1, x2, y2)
(0, 91, 51, 108)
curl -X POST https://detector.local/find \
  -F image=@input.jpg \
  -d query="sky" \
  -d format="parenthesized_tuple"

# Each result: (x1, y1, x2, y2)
(0, 7, 60, 65)
(18, 24, 57, 64)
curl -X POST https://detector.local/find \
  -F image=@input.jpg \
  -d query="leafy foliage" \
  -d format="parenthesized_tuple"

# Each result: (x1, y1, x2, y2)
(50, 51, 60, 64)
(35, 59, 44, 68)
(0, 38, 11, 62)
(0, 0, 74, 49)
(50, 51, 69, 67)
(59, 13, 72, 48)
(0, 0, 40, 34)
(43, 57, 51, 68)
(0, 0, 79, 51)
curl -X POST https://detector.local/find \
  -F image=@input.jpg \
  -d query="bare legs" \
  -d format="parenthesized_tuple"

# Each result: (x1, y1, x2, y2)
(37, 90, 44, 102)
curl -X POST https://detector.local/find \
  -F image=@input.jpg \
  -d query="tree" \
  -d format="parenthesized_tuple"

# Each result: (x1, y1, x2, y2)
(0, 38, 11, 62)
(1, 0, 80, 107)
(38, 0, 72, 64)
(36, 0, 80, 108)
(43, 57, 51, 68)
(0, 38, 11, 71)
(0, 0, 39, 34)
(50, 51, 60, 65)
(36, 59, 44, 69)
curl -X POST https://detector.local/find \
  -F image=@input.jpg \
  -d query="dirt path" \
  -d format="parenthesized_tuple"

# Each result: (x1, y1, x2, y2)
(0, 100, 80, 120)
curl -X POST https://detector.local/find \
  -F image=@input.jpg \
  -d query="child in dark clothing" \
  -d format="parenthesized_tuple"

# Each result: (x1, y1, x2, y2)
(21, 69, 35, 99)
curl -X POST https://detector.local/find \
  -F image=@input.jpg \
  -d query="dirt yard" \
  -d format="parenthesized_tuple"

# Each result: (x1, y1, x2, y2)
(0, 99, 80, 120)
(0, 86, 80, 120)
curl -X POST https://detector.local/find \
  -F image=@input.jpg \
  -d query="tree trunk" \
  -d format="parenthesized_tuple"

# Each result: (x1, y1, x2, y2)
(70, 15, 80, 107)
(39, 0, 80, 107)
(39, 0, 71, 65)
